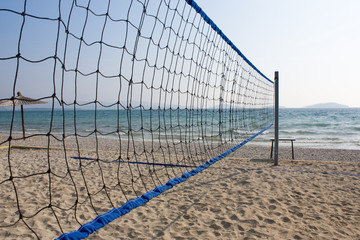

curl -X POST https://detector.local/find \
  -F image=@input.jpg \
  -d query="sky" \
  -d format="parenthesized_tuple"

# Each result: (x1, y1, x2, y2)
(195, 0, 360, 108)
(1, 0, 359, 108)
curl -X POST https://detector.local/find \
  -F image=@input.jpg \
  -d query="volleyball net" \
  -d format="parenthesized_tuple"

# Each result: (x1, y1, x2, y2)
(0, 0, 273, 239)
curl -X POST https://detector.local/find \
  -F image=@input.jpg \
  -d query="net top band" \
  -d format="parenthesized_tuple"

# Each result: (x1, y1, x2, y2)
(185, 0, 273, 84)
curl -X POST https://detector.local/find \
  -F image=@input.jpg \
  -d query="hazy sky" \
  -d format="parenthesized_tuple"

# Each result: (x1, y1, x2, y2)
(195, 0, 360, 107)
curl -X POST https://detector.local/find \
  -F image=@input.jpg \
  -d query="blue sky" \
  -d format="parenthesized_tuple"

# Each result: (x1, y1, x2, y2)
(1, 0, 359, 108)
(195, 0, 360, 107)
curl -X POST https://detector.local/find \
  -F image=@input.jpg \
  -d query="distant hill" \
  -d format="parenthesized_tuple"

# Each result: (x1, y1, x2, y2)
(306, 102, 349, 108)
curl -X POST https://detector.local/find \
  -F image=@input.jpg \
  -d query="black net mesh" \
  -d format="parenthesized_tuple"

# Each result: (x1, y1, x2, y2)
(0, 0, 273, 238)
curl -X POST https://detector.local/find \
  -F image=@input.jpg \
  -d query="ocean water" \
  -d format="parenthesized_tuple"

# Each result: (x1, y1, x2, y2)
(0, 108, 271, 143)
(253, 108, 360, 150)
(0, 108, 359, 150)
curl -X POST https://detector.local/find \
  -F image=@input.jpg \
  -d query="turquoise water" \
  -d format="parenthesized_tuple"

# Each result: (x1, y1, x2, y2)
(0, 108, 271, 143)
(0, 108, 359, 149)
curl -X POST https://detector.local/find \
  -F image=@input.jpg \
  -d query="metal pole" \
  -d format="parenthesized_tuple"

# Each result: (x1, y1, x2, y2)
(274, 72, 279, 166)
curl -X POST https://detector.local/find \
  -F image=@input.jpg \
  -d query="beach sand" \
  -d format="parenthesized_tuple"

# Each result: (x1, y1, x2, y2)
(0, 134, 359, 239)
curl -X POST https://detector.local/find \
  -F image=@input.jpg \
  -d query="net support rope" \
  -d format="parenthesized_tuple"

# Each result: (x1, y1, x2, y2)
(0, 0, 274, 239)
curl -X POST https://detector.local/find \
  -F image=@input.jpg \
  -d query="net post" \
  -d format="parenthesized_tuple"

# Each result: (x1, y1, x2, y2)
(274, 71, 279, 166)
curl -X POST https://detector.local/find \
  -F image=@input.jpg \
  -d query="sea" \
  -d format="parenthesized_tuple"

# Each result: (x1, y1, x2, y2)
(0, 108, 359, 150)
(253, 108, 360, 150)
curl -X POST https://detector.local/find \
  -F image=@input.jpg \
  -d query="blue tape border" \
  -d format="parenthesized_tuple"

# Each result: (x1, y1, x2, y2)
(185, 0, 273, 84)
(56, 123, 272, 240)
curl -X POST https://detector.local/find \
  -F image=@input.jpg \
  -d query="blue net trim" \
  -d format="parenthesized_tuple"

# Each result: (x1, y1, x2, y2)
(185, 0, 272, 83)
(56, 124, 273, 240)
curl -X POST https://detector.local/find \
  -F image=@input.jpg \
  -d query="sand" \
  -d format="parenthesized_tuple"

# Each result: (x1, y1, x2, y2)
(0, 134, 359, 239)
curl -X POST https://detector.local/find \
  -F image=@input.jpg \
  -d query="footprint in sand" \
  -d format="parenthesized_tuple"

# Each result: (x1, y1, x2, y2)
(289, 206, 304, 218)
(282, 216, 291, 223)
(264, 218, 276, 224)
(210, 223, 221, 230)
(268, 205, 277, 210)
(237, 225, 245, 231)
(221, 220, 231, 229)
(269, 199, 278, 204)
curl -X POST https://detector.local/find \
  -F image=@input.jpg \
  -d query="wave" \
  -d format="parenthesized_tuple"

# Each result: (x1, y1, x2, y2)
(353, 126, 360, 131)
(297, 123, 332, 128)
(281, 130, 316, 135)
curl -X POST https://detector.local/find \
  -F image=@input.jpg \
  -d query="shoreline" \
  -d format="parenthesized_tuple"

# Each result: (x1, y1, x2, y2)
(1, 128, 359, 152)
(1, 133, 360, 162)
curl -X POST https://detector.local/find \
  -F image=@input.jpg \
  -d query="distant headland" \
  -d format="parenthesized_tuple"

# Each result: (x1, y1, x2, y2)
(305, 102, 349, 108)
